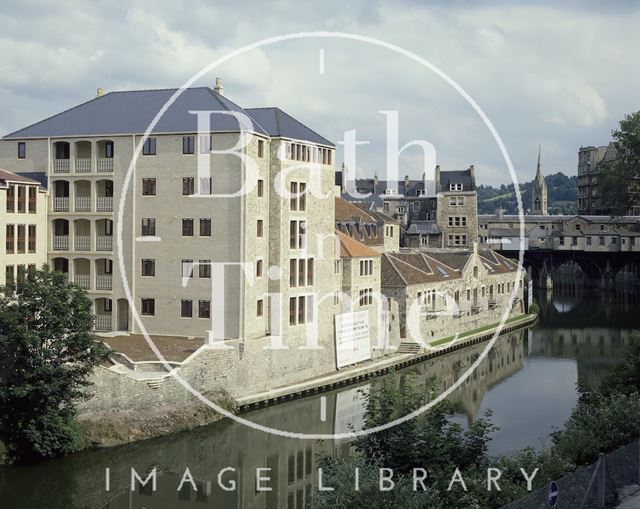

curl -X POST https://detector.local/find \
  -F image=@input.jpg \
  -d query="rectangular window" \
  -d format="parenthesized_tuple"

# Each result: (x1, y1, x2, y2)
(298, 221, 306, 249)
(6, 185, 14, 212)
(334, 259, 341, 274)
(586, 236, 592, 246)
(141, 218, 156, 236)
(299, 183, 306, 211)
(17, 224, 25, 253)
(257, 139, 265, 158)
(181, 299, 193, 318)
(141, 298, 155, 315)
(256, 259, 263, 277)
(289, 297, 296, 325)
(198, 300, 211, 319)
(142, 178, 156, 196)
(298, 259, 306, 286)
(199, 135, 212, 154)
(199, 260, 211, 278)
(290, 182, 298, 210)
(105, 141, 114, 158)
(181, 260, 194, 278)
(307, 258, 314, 285)
(142, 138, 156, 156)
(6, 224, 14, 253)
(17, 186, 25, 213)
(289, 221, 297, 249)
(199, 218, 211, 236)
(599, 236, 605, 246)
(182, 177, 195, 196)
(5, 266, 14, 293)
(17, 142, 26, 159)
(141, 259, 155, 277)
(256, 299, 264, 317)
(182, 219, 194, 236)
(182, 136, 195, 154)
(28, 187, 36, 213)
(289, 259, 297, 287)
(257, 179, 264, 197)
(28, 225, 36, 253)
(257, 219, 263, 238)
(298, 296, 305, 324)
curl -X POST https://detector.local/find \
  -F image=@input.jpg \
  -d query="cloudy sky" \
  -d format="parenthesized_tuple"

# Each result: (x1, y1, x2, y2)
(1, 0, 639, 186)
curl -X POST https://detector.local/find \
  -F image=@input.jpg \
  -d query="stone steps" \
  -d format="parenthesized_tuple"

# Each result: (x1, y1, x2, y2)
(397, 341, 422, 354)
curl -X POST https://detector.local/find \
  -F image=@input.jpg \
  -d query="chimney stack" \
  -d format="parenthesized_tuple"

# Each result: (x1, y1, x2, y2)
(96, 87, 104, 98)
(213, 77, 224, 96)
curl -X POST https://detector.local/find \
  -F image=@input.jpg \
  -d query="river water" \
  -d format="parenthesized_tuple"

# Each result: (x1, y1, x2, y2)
(1, 283, 638, 509)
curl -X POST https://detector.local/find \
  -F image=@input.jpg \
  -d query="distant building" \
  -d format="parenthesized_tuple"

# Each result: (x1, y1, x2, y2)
(0, 169, 48, 290)
(337, 165, 478, 248)
(577, 142, 618, 215)
(531, 146, 548, 215)
(334, 197, 400, 253)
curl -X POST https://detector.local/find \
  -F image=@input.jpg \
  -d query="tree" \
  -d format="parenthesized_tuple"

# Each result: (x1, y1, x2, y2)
(598, 111, 640, 215)
(0, 267, 106, 462)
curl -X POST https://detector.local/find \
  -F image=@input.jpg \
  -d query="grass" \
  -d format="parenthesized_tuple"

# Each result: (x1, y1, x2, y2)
(429, 314, 533, 347)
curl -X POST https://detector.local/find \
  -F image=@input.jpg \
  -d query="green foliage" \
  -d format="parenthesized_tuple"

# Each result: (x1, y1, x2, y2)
(0, 267, 107, 462)
(528, 299, 540, 315)
(477, 172, 578, 215)
(314, 333, 640, 508)
(598, 111, 640, 215)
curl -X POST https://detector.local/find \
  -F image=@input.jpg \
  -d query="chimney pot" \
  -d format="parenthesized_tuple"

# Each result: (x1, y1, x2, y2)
(214, 77, 224, 96)
(96, 87, 104, 97)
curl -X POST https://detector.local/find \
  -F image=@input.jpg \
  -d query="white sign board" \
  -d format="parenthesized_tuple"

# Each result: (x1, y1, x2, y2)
(334, 384, 370, 435)
(334, 311, 371, 368)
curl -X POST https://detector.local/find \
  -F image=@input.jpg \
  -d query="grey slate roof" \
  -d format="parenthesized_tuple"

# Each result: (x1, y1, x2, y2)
(3, 87, 269, 139)
(245, 107, 334, 147)
(437, 170, 474, 193)
(406, 221, 440, 235)
(2, 88, 333, 146)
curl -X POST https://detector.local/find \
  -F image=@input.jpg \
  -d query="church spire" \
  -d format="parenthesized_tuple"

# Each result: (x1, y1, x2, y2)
(536, 145, 544, 180)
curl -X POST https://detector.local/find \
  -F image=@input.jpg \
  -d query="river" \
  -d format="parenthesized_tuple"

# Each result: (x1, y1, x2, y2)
(1, 282, 638, 509)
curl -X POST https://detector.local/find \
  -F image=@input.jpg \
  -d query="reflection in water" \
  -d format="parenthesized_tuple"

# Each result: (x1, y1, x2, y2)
(0, 278, 637, 509)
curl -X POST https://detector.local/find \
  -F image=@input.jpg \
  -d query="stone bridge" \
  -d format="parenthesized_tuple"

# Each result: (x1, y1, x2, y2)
(479, 213, 640, 289)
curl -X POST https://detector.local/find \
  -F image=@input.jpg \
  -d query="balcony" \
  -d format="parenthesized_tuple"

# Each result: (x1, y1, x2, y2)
(53, 236, 69, 250)
(96, 275, 113, 291)
(97, 158, 113, 172)
(488, 299, 498, 310)
(53, 159, 70, 173)
(75, 158, 91, 173)
(95, 315, 112, 331)
(75, 197, 91, 212)
(96, 236, 112, 251)
(96, 196, 113, 212)
(74, 274, 90, 290)
(74, 236, 90, 251)
(53, 197, 69, 212)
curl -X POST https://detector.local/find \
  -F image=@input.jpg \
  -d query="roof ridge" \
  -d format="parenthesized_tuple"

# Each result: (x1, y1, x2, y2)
(387, 253, 435, 278)
(383, 254, 409, 286)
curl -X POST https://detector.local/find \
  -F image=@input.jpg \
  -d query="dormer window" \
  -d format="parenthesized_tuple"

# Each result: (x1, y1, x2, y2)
(449, 183, 463, 191)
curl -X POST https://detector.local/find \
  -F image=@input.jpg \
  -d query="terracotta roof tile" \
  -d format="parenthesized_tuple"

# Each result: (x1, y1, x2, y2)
(335, 231, 381, 258)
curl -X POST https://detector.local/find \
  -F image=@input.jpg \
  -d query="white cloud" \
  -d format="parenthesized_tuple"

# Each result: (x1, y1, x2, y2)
(0, 1, 638, 185)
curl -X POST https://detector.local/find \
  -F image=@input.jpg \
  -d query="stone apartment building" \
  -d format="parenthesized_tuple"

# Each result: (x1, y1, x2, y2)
(577, 142, 618, 215)
(334, 196, 400, 253)
(0, 169, 48, 288)
(338, 165, 478, 248)
(381, 246, 523, 343)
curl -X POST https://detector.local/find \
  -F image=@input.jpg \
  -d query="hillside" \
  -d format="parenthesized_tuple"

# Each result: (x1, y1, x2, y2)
(477, 172, 577, 215)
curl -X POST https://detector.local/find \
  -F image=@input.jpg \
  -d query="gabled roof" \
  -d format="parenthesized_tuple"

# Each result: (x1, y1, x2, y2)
(381, 252, 461, 287)
(0, 169, 41, 185)
(245, 107, 334, 146)
(3, 87, 273, 139)
(335, 231, 380, 258)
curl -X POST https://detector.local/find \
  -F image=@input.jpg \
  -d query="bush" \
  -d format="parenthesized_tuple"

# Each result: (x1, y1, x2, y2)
(528, 299, 540, 315)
